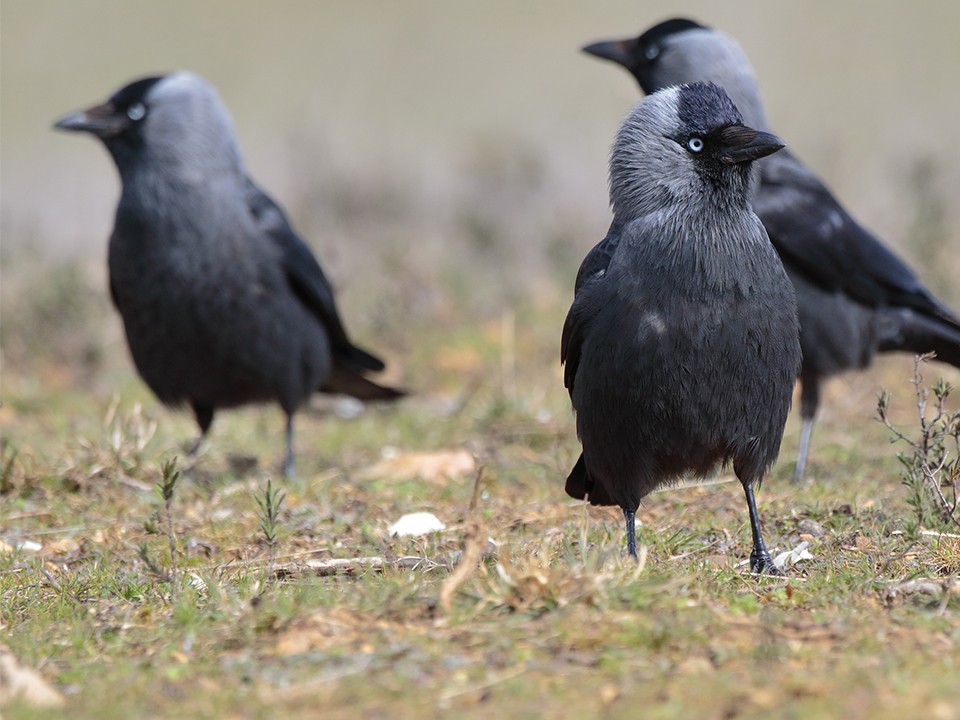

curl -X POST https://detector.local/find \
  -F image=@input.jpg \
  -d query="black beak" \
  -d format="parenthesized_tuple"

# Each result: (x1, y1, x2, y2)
(53, 103, 127, 138)
(581, 38, 635, 67)
(719, 125, 784, 164)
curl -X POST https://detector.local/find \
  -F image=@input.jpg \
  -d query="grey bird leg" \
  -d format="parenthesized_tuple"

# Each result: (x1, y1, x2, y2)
(283, 414, 295, 479)
(189, 403, 214, 458)
(794, 373, 820, 482)
(623, 507, 639, 559)
(743, 481, 780, 575)
(794, 417, 814, 483)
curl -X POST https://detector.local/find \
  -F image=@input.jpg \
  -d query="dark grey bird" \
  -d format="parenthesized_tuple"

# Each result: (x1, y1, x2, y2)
(582, 19, 960, 481)
(54, 72, 403, 477)
(562, 82, 800, 573)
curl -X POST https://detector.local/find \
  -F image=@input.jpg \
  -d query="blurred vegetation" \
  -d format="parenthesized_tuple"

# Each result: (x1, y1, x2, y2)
(879, 356, 960, 535)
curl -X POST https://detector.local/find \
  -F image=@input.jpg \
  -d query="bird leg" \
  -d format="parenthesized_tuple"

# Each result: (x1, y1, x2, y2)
(743, 481, 780, 575)
(283, 414, 295, 479)
(623, 507, 639, 559)
(794, 373, 820, 482)
(189, 403, 214, 459)
(793, 416, 814, 483)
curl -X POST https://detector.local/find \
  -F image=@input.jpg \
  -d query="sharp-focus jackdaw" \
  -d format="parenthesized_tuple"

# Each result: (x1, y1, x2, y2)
(54, 72, 403, 476)
(562, 82, 800, 573)
(582, 19, 960, 480)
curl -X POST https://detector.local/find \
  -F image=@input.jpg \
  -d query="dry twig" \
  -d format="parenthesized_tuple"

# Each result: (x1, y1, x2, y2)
(437, 464, 487, 617)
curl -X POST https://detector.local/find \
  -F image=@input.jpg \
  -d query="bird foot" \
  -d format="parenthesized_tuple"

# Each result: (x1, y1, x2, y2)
(750, 548, 782, 576)
(791, 468, 810, 485)
(186, 436, 204, 460)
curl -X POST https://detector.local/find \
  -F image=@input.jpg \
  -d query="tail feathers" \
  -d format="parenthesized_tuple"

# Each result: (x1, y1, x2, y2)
(336, 343, 386, 373)
(878, 308, 960, 368)
(565, 453, 616, 506)
(321, 362, 406, 401)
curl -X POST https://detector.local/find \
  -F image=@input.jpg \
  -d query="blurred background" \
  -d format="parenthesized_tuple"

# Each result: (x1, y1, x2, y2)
(3, 0, 959, 420)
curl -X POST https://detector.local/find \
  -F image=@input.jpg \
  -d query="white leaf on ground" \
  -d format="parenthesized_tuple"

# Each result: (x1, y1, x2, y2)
(189, 574, 208, 593)
(15, 540, 42, 553)
(333, 397, 365, 419)
(387, 512, 446, 537)
(773, 541, 814, 570)
(0, 646, 65, 709)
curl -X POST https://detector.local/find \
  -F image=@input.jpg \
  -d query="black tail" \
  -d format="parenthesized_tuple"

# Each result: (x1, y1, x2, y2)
(565, 453, 615, 506)
(877, 308, 960, 368)
(321, 361, 405, 401)
(336, 343, 387, 373)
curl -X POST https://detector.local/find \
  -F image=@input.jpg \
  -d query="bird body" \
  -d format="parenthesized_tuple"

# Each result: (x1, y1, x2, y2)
(583, 20, 960, 479)
(563, 83, 799, 571)
(55, 72, 402, 474)
(567, 214, 798, 509)
(109, 178, 332, 417)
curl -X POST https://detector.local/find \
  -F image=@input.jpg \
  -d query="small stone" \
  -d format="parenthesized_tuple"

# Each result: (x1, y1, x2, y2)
(797, 518, 826, 538)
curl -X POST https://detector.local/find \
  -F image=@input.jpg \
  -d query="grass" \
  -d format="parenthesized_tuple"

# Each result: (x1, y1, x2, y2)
(2, 299, 960, 720)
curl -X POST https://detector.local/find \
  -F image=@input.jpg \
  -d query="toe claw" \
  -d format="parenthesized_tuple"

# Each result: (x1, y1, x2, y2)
(750, 551, 782, 576)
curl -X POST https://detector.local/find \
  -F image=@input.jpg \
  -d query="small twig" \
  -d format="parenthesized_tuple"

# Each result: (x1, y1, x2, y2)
(921, 462, 960, 530)
(193, 547, 334, 574)
(437, 464, 487, 617)
(38, 567, 62, 593)
(877, 539, 923, 575)
(668, 538, 721, 562)
(38, 566, 88, 605)
(273, 555, 438, 578)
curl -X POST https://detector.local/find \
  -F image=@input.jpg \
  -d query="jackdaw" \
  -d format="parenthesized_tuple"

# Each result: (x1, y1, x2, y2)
(562, 82, 800, 573)
(582, 18, 960, 480)
(54, 72, 403, 476)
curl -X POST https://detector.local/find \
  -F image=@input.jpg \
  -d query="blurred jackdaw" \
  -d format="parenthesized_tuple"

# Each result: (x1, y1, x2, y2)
(582, 19, 960, 480)
(562, 82, 800, 573)
(54, 72, 403, 476)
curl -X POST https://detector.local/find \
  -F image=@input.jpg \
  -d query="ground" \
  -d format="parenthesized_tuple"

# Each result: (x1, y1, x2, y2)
(2, 303, 959, 720)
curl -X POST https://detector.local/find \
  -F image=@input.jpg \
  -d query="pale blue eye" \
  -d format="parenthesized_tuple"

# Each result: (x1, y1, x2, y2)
(687, 137, 704, 153)
(644, 44, 660, 61)
(127, 102, 146, 121)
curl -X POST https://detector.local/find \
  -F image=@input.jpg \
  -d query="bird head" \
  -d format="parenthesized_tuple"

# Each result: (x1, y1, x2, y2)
(54, 75, 166, 140)
(609, 82, 783, 221)
(583, 18, 769, 131)
(583, 18, 705, 88)
(54, 72, 243, 178)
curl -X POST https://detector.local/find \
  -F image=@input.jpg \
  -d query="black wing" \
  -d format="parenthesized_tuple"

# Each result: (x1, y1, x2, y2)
(561, 226, 621, 394)
(243, 177, 385, 373)
(755, 151, 960, 327)
(572, 225, 621, 294)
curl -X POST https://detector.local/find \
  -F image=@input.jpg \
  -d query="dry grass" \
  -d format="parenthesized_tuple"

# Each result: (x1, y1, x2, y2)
(2, 298, 960, 719)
